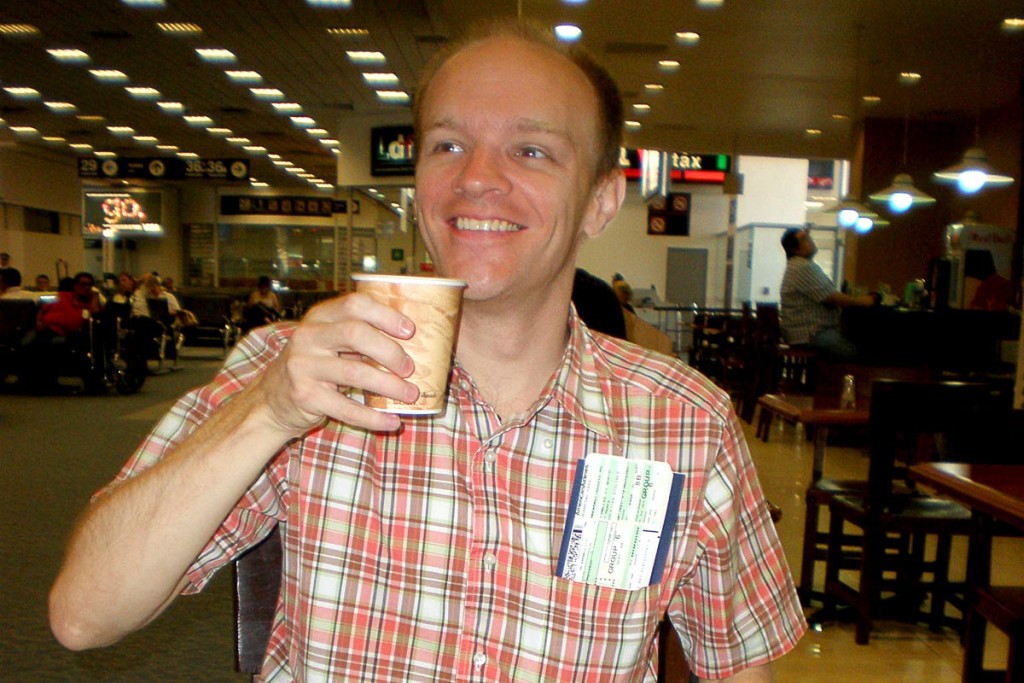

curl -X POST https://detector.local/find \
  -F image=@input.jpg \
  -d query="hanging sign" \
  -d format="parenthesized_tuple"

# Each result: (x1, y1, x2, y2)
(78, 157, 249, 181)
(371, 126, 416, 176)
(220, 195, 355, 217)
(620, 148, 730, 184)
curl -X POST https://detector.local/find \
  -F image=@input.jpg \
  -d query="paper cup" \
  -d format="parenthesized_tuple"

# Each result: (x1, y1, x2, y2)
(352, 273, 466, 414)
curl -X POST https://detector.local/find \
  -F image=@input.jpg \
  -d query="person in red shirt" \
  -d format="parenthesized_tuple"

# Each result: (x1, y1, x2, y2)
(37, 272, 103, 336)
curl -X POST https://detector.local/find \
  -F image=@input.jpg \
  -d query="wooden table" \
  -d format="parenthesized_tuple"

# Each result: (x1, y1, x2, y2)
(910, 463, 1024, 682)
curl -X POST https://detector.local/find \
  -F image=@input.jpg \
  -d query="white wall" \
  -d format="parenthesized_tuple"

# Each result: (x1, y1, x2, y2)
(0, 146, 86, 279)
(577, 183, 731, 304)
(734, 156, 809, 226)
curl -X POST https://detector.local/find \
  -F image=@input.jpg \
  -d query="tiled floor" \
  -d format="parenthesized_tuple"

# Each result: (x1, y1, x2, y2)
(747, 416, 1023, 681)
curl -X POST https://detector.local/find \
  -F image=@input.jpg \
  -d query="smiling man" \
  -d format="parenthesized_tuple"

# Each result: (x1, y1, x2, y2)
(49, 20, 804, 682)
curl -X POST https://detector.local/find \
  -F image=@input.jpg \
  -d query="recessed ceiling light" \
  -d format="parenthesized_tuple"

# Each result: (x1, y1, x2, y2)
(42, 136, 67, 143)
(4, 86, 40, 98)
(226, 70, 263, 83)
(326, 27, 370, 36)
(108, 126, 135, 136)
(133, 135, 159, 144)
(285, 166, 306, 174)
(94, 151, 117, 158)
(554, 24, 582, 42)
(562, 0, 588, 4)
(272, 159, 294, 167)
(320, 139, 341, 147)
(183, 115, 214, 126)
(157, 22, 203, 34)
(46, 48, 91, 63)
(375, 90, 410, 103)
(250, 87, 285, 100)
(206, 127, 233, 136)
(267, 153, 281, 160)
(805, 128, 822, 136)
(632, 103, 652, 114)
(177, 152, 200, 159)
(226, 137, 251, 145)
(307, 128, 329, 137)
(361, 72, 399, 85)
(643, 83, 664, 93)
(250, 180, 269, 188)
(346, 50, 386, 64)
(862, 95, 882, 105)
(70, 143, 96, 151)
(271, 102, 303, 113)
(243, 145, 267, 154)
(675, 31, 700, 46)
(122, 0, 166, 7)
(90, 69, 129, 82)
(0, 24, 41, 35)
(306, 0, 352, 7)
(290, 116, 317, 128)
(625, 120, 642, 130)
(156, 144, 179, 151)
(10, 126, 38, 135)
(44, 101, 78, 112)
(76, 114, 105, 122)
(195, 48, 237, 63)
(157, 101, 185, 113)
(898, 71, 922, 86)
(1001, 17, 1024, 33)
(658, 60, 681, 73)
(696, 0, 724, 7)
(125, 86, 162, 99)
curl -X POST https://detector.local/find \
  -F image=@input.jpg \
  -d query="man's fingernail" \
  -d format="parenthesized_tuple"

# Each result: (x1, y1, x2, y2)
(400, 319, 415, 336)
(400, 356, 415, 376)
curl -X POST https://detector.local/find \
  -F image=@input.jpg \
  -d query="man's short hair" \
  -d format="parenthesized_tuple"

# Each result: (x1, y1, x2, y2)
(73, 271, 95, 286)
(412, 18, 624, 181)
(781, 228, 804, 258)
(1, 268, 21, 287)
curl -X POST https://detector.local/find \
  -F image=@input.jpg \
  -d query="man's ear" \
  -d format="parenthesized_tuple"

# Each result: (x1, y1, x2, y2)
(582, 170, 626, 239)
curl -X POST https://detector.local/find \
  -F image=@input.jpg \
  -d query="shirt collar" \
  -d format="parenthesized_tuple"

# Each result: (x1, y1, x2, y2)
(448, 306, 624, 453)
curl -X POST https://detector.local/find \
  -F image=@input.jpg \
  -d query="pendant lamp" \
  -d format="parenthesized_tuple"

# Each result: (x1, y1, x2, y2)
(868, 78, 936, 213)
(933, 147, 1015, 194)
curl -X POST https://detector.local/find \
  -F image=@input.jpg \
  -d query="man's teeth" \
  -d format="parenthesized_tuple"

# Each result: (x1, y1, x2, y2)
(455, 217, 523, 232)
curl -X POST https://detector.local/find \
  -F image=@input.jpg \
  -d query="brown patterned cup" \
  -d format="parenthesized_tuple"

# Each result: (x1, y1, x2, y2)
(352, 273, 466, 415)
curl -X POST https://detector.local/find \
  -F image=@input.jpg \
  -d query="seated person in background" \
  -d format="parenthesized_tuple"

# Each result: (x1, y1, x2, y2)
(34, 274, 52, 292)
(108, 272, 136, 308)
(611, 272, 635, 312)
(131, 273, 182, 320)
(21, 272, 103, 388)
(571, 268, 627, 339)
(0, 268, 39, 300)
(779, 227, 875, 360)
(242, 275, 281, 331)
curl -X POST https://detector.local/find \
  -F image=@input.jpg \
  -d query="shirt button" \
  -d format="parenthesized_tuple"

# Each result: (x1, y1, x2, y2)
(473, 652, 487, 669)
(483, 552, 497, 569)
(543, 439, 553, 449)
(484, 450, 497, 463)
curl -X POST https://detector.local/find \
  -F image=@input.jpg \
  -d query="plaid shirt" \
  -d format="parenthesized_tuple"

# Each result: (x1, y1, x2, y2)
(779, 256, 841, 345)
(110, 310, 805, 681)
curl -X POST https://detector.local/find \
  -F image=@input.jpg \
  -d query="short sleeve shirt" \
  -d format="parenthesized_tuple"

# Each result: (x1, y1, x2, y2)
(106, 310, 806, 681)
(779, 256, 840, 345)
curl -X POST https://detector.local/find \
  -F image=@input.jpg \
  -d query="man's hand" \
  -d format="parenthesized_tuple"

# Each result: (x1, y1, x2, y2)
(253, 292, 421, 437)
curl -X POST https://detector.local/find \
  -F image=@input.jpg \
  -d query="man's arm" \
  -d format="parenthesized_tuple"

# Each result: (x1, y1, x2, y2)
(48, 294, 420, 650)
(824, 291, 877, 308)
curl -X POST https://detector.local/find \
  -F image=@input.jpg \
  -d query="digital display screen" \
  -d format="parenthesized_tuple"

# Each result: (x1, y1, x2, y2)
(83, 191, 163, 236)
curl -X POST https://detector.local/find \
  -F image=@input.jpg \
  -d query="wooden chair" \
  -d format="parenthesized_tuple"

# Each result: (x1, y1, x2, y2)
(234, 528, 694, 681)
(787, 362, 931, 606)
(824, 379, 1013, 644)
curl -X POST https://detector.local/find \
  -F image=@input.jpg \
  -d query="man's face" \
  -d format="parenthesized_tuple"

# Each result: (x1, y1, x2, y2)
(414, 36, 623, 306)
(797, 230, 817, 258)
(36, 276, 50, 290)
(118, 274, 134, 294)
(73, 277, 94, 299)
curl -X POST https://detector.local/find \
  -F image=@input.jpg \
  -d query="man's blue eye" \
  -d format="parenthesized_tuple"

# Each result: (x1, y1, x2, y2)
(436, 141, 463, 153)
(519, 146, 546, 159)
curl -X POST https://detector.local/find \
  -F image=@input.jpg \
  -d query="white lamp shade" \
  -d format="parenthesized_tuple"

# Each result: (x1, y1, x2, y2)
(868, 173, 937, 213)
(933, 147, 1015, 194)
